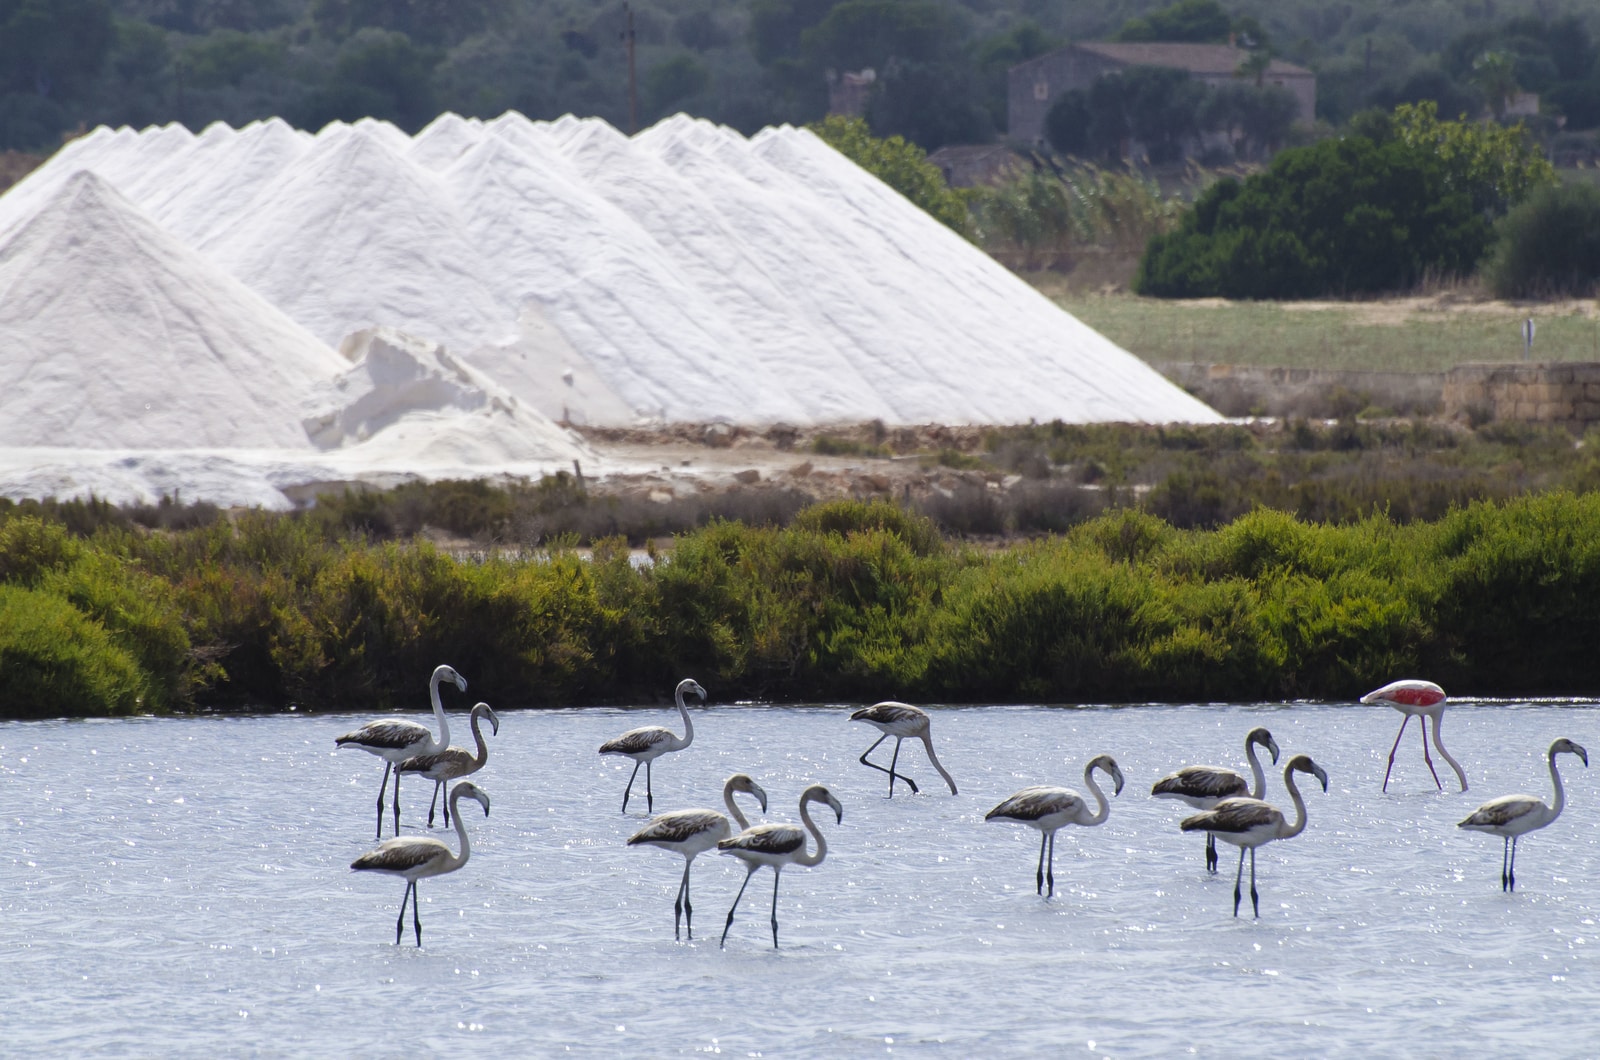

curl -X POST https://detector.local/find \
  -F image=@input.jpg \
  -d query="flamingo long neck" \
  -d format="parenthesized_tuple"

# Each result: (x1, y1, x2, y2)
(1429, 708, 1469, 791)
(723, 784, 755, 831)
(469, 710, 491, 769)
(673, 686, 695, 749)
(1082, 764, 1111, 825)
(920, 734, 958, 795)
(1278, 770, 1310, 840)
(429, 670, 452, 750)
(795, 799, 829, 867)
(1244, 738, 1267, 800)
(1548, 750, 1568, 823)
(446, 788, 472, 870)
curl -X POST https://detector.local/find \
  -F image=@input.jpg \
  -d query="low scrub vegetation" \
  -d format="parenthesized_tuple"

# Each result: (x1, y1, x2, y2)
(7, 487, 1600, 716)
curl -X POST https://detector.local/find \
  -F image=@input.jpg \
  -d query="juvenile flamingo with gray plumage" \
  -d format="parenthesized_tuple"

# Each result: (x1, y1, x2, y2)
(335, 664, 467, 839)
(628, 773, 768, 939)
(599, 678, 704, 814)
(1458, 737, 1588, 892)
(986, 755, 1124, 899)
(350, 780, 490, 947)
(397, 702, 499, 828)
(849, 701, 958, 797)
(718, 784, 843, 949)
(1180, 754, 1328, 918)
(1152, 727, 1279, 873)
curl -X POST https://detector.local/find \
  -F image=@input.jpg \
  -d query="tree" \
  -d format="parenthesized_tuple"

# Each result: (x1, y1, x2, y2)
(800, 0, 964, 73)
(1200, 82, 1298, 160)
(0, 0, 114, 98)
(293, 29, 441, 132)
(646, 55, 711, 119)
(1135, 134, 1493, 298)
(1485, 182, 1600, 299)
(310, 0, 508, 46)
(807, 115, 972, 237)
(1468, 51, 1519, 120)
(1386, 101, 1554, 217)
(1114, 0, 1231, 44)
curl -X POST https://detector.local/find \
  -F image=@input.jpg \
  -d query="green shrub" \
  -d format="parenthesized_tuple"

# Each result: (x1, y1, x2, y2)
(1484, 181, 1600, 298)
(0, 586, 151, 717)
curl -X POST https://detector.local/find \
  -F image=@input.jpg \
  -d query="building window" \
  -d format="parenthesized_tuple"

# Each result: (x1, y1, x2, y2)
(1033, 79, 1049, 101)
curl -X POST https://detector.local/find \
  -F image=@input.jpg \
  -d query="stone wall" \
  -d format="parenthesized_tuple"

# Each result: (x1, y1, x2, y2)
(1441, 362, 1600, 430)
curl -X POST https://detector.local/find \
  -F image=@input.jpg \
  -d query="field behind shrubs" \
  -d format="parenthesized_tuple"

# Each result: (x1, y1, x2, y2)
(5, 494, 1600, 717)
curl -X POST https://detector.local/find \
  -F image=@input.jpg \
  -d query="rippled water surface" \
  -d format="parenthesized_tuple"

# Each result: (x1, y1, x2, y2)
(5, 701, 1600, 1055)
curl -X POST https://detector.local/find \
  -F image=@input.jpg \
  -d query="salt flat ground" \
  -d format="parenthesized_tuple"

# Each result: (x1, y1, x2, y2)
(3, 700, 1598, 1056)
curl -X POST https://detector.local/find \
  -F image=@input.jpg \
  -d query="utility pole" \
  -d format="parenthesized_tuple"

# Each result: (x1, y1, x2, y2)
(622, 3, 638, 135)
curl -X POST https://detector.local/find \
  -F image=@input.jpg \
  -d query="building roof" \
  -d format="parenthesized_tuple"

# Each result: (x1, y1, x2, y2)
(1072, 42, 1312, 78)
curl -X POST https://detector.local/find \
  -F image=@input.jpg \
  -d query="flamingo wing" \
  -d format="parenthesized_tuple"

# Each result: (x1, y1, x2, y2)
(986, 786, 1076, 823)
(600, 726, 671, 755)
(1182, 797, 1283, 836)
(1459, 794, 1544, 831)
(718, 823, 806, 857)
(630, 810, 726, 846)
(1152, 766, 1247, 801)
(850, 702, 926, 726)
(351, 836, 451, 873)
(398, 746, 473, 779)
(337, 719, 430, 751)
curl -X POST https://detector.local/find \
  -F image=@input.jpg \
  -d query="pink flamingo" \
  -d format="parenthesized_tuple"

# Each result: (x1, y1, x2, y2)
(1362, 679, 1467, 792)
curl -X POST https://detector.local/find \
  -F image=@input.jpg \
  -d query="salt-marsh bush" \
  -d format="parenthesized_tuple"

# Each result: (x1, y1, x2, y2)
(14, 494, 1600, 713)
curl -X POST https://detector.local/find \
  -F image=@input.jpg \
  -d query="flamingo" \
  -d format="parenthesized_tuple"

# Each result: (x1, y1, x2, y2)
(335, 664, 467, 838)
(350, 780, 490, 947)
(1362, 678, 1468, 792)
(599, 678, 703, 814)
(849, 701, 958, 797)
(1152, 727, 1279, 873)
(1180, 754, 1329, 918)
(627, 773, 769, 939)
(397, 702, 499, 828)
(717, 784, 844, 949)
(1458, 738, 1588, 892)
(985, 754, 1124, 898)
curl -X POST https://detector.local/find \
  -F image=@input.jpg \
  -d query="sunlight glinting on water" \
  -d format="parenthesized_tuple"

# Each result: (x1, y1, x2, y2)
(2, 701, 1598, 1055)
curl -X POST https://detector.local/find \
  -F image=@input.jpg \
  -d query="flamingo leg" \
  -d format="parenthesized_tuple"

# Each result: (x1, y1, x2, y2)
(1509, 835, 1519, 893)
(887, 738, 907, 798)
(412, 880, 423, 947)
(1035, 830, 1047, 895)
(393, 769, 402, 837)
(673, 860, 691, 940)
(1249, 847, 1260, 918)
(683, 860, 695, 940)
(646, 759, 655, 814)
(1046, 831, 1056, 898)
(859, 735, 920, 794)
(1501, 835, 1511, 892)
(427, 780, 443, 828)
(375, 761, 392, 840)
(721, 867, 757, 949)
(394, 880, 412, 945)
(770, 868, 783, 948)
(620, 760, 642, 814)
(1419, 715, 1442, 791)
(1205, 832, 1218, 873)
(1382, 716, 1412, 791)
(1232, 846, 1247, 917)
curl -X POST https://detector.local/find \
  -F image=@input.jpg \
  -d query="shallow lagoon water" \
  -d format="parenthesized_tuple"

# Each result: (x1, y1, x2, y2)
(4, 700, 1600, 1056)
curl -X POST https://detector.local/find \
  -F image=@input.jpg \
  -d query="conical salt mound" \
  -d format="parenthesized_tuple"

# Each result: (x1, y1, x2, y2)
(0, 172, 348, 449)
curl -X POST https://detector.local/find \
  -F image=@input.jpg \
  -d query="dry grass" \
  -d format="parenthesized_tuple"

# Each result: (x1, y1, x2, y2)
(1043, 286, 1600, 372)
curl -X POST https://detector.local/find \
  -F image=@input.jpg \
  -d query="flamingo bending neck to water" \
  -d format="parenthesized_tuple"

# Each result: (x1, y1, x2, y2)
(986, 754, 1124, 898)
(1152, 726, 1279, 873)
(718, 784, 843, 949)
(336, 664, 467, 838)
(1362, 678, 1467, 792)
(849, 701, 958, 797)
(599, 678, 704, 814)
(350, 780, 490, 947)
(628, 773, 768, 939)
(1181, 754, 1328, 918)
(1458, 738, 1588, 891)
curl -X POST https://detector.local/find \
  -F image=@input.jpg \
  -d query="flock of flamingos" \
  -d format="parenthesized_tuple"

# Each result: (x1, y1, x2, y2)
(334, 667, 1589, 948)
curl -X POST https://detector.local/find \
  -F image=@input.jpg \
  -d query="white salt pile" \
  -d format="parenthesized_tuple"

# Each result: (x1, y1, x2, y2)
(0, 172, 345, 449)
(0, 109, 1218, 433)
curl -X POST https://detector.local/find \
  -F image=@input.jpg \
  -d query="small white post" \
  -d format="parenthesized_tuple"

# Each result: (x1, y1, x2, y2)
(1523, 317, 1536, 361)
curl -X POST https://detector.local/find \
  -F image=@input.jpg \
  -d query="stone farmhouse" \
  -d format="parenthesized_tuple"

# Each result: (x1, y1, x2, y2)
(1009, 42, 1317, 148)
